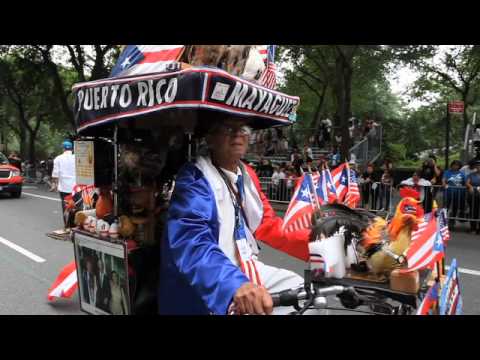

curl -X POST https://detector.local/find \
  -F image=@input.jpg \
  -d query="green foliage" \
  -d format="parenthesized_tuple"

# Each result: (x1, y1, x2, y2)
(385, 143, 407, 162)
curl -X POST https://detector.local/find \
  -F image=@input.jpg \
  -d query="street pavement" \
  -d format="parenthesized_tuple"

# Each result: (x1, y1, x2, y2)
(0, 185, 479, 315)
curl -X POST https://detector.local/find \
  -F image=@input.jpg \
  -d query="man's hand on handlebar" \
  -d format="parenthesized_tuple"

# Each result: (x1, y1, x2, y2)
(231, 283, 273, 315)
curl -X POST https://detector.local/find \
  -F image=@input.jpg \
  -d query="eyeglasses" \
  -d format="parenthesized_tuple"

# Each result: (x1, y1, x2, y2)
(215, 124, 252, 137)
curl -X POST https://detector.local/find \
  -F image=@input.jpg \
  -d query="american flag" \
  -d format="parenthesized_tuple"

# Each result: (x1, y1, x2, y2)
(259, 45, 277, 89)
(438, 208, 450, 244)
(417, 281, 439, 315)
(439, 258, 463, 315)
(345, 164, 360, 208)
(401, 213, 445, 273)
(283, 174, 316, 234)
(110, 45, 185, 78)
(331, 162, 359, 208)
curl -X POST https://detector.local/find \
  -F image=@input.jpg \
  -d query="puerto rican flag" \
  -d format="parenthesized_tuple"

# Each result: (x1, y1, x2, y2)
(47, 261, 78, 301)
(314, 169, 338, 204)
(417, 281, 439, 315)
(283, 174, 316, 234)
(401, 213, 445, 273)
(110, 45, 185, 78)
(331, 163, 349, 202)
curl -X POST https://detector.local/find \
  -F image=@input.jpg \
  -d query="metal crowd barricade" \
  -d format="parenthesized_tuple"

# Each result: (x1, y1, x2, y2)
(395, 184, 480, 225)
(358, 182, 394, 214)
(258, 177, 296, 204)
(258, 176, 480, 226)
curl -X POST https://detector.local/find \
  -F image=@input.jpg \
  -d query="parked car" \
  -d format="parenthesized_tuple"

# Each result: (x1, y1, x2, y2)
(0, 152, 23, 198)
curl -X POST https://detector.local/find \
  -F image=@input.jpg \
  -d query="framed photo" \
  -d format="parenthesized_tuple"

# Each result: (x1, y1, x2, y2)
(73, 231, 131, 315)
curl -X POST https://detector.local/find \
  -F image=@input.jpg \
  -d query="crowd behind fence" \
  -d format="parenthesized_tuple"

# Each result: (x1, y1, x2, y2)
(258, 177, 480, 226)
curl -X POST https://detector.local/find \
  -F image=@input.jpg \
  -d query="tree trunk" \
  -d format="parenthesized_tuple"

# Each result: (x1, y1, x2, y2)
(28, 130, 36, 165)
(19, 120, 27, 159)
(313, 86, 327, 131)
(335, 56, 349, 162)
(343, 65, 353, 150)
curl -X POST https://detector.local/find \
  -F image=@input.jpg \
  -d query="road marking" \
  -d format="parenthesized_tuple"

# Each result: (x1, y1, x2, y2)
(23, 192, 61, 202)
(446, 265, 480, 277)
(22, 186, 38, 189)
(0, 236, 46, 263)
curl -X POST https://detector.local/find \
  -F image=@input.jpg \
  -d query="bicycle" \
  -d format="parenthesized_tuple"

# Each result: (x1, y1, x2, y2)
(270, 269, 430, 315)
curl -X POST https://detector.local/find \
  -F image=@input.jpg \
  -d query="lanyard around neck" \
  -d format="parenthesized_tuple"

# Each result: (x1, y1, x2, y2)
(213, 162, 251, 231)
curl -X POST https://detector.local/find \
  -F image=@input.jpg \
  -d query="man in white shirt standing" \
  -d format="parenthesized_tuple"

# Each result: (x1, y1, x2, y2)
(52, 140, 76, 228)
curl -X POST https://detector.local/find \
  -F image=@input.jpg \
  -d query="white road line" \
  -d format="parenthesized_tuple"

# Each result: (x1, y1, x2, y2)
(22, 186, 38, 189)
(23, 192, 61, 202)
(0, 236, 46, 263)
(445, 265, 480, 277)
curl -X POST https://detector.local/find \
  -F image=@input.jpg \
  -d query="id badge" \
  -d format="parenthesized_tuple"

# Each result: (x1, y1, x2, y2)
(236, 238, 252, 262)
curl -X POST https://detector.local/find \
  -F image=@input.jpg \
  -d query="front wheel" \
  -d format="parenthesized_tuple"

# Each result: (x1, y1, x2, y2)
(11, 190, 22, 198)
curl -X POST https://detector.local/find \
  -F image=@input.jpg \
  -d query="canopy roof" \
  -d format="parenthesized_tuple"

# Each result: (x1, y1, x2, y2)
(73, 67, 300, 135)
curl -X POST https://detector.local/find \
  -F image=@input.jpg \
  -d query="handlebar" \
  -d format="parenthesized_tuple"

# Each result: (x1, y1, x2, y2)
(271, 284, 412, 315)
(271, 285, 353, 308)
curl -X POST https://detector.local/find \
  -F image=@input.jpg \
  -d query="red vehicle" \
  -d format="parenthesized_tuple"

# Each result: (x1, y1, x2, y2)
(0, 152, 23, 198)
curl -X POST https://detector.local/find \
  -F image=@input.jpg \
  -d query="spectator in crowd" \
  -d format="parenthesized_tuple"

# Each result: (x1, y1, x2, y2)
(248, 130, 257, 153)
(285, 167, 297, 199)
(316, 155, 327, 171)
(329, 146, 341, 169)
(303, 142, 313, 163)
(259, 159, 274, 178)
(7, 152, 22, 172)
(420, 156, 442, 186)
(442, 160, 466, 229)
(379, 168, 393, 211)
(264, 141, 275, 156)
(46, 155, 55, 191)
(466, 160, 480, 234)
(359, 163, 379, 210)
(381, 158, 394, 172)
(271, 128, 279, 153)
(321, 116, 332, 147)
(401, 169, 433, 213)
(52, 140, 76, 229)
(349, 118, 356, 140)
(290, 146, 299, 162)
(256, 130, 264, 155)
(362, 118, 376, 138)
(334, 131, 342, 148)
(278, 130, 288, 153)
(461, 158, 477, 179)
(271, 165, 286, 201)
(292, 151, 304, 177)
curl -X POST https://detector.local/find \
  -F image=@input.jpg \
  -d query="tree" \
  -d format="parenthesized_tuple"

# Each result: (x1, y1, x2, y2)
(2, 45, 121, 132)
(0, 56, 62, 164)
(412, 45, 480, 135)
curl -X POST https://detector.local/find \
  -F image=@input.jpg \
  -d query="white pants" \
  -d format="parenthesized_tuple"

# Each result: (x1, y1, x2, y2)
(253, 260, 304, 315)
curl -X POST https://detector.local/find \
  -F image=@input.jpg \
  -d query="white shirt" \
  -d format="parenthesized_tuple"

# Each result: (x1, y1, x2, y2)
(195, 156, 262, 266)
(271, 171, 286, 186)
(400, 177, 432, 201)
(52, 150, 76, 193)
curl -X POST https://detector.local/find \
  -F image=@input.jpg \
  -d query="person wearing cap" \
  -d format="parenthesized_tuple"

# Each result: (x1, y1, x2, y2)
(52, 140, 76, 228)
(159, 116, 310, 315)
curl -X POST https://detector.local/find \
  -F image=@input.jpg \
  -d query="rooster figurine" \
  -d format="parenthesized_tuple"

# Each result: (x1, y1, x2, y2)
(360, 187, 424, 275)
